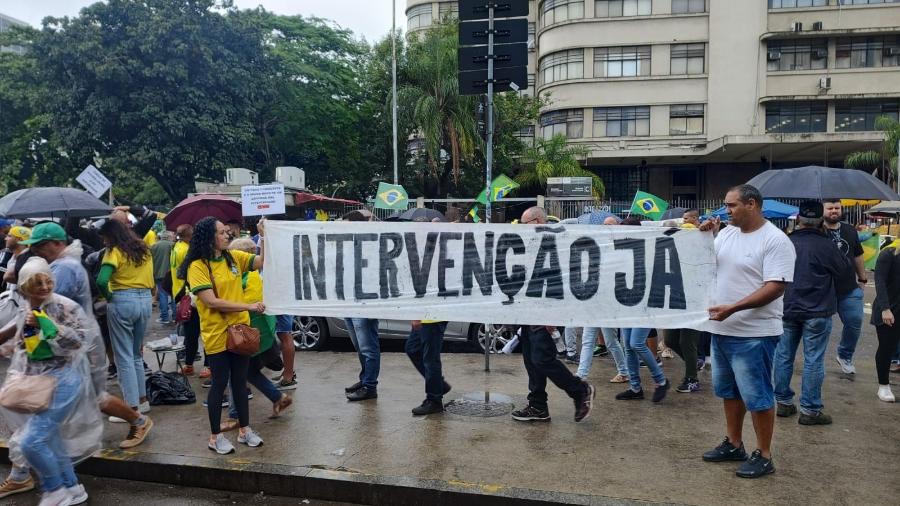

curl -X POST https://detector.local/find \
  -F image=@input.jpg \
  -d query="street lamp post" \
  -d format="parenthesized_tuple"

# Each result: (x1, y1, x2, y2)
(392, 0, 399, 185)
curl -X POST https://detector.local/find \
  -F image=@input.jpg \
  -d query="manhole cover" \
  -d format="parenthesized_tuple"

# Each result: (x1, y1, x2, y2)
(444, 392, 514, 417)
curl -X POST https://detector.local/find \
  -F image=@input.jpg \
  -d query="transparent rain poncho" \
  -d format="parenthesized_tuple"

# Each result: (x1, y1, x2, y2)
(0, 293, 103, 467)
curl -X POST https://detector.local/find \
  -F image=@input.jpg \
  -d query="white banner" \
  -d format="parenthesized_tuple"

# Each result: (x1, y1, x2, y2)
(263, 221, 716, 329)
(76, 164, 112, 198)
(241, 184, 286, 216)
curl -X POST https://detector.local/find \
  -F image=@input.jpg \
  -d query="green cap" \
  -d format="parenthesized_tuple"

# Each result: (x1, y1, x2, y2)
(20, 222, 68, 246)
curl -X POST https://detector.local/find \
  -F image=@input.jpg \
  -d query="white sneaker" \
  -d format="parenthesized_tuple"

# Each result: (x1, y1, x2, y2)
(835, 356, 856, 374)
(38, 487, 72, 506)
(108, 416, 127, 423)
(139, 401, 151, 414)
(208, 434, 235, 455)
(238, 428, 264, 447)
(877, 385, 895, 403)
(66, 483, 88, 505)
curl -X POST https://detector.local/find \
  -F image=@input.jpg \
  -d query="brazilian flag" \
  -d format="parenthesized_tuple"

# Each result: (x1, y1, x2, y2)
(476, 175, 520, 205)
(23, 310, 59, 361)
(374, 182, 408, 210)
(630, 191, 668, 220)
(861, 233, 880, 270)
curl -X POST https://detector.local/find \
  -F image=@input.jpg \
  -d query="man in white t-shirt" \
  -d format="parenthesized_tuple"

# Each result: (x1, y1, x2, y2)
(699, 184, 796, 479)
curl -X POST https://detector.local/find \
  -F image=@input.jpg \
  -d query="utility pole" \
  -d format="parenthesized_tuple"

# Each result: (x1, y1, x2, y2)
(392, 0, 399, 185)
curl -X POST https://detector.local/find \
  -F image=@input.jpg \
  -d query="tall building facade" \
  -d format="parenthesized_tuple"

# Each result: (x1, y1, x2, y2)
(408, 0, 900, 201)
(0, 12, 28, 55)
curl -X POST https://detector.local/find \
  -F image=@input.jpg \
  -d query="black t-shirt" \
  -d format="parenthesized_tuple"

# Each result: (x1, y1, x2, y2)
(826, 222, 864, 296)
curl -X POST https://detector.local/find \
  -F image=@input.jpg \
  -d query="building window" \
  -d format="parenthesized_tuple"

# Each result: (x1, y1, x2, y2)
(407, 5, 432, 30)
(839, 0, 900, 5)
(670, 43, 705, 75)
(835, 100, 900, 131)
(594, 46, 651, 77)
(438, 2, 459, 19)
(836, 36, 900, 68)
(514, 125, 536, 146)
(769, 0, 828, 8)
(669, 105, 705, 135)
(595, 0, 651, 17)
(765, 102, 827, 133)
(596, 166, 649, 201)
(541, 109, 584, 139)
(767, 39, 828, 71)
(593, 106, 650, 137)
(672, 0, 706, 14)
(540, 49, 584, 84)
(541, 0, 585, 27)
(528, 22, 536, 51)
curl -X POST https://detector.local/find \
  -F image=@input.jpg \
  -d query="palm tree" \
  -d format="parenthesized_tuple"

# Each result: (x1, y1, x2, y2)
(515, 134, 605, 198)
(399, 22, 479, 197)
(844, 116, 900, 185)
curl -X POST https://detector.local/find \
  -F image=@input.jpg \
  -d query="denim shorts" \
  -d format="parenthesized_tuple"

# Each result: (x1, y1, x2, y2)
(275, 314, 294, 333)
(711, 334, 779, 412)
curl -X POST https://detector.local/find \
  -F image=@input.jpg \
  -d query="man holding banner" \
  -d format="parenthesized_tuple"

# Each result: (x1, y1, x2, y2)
(509, 207, 595, 423)
(701, 185, 796, 479)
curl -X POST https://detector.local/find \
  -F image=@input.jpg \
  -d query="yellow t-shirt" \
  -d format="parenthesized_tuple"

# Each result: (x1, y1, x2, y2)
(102, 247, 155, 291)
(187, 250, 256, 355)
(170, 241, 189, 296)
(243, 271, 263, 304)
(143, 230, 157, 247)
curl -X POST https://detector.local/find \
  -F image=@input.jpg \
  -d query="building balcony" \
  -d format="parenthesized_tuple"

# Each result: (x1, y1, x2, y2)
(537, 75, 708, 109)
(766, 3, 900, 38)
(537, 14, 708, 55)
(764, 66, 900, 99)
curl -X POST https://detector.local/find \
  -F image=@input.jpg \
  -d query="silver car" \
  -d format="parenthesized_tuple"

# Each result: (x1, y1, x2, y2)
(288, 316, 515, 353)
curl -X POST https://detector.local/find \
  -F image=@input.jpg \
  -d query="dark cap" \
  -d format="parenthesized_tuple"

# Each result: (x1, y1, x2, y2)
(799, 201, 823, 219)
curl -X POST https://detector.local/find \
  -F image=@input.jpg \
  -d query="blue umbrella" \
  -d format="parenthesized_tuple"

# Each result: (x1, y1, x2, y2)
(706, 199, 798, 221)
(577, 210, 622, 225)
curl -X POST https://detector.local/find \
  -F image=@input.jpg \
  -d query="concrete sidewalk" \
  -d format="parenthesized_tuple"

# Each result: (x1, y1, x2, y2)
(6, 320, 895, 506)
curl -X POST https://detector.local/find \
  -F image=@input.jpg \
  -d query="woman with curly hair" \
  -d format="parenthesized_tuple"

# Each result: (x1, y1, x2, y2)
(177, 217, 266, 454)
(97, 219, 154, 415)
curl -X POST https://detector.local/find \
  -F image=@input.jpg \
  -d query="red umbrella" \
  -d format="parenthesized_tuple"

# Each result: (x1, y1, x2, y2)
(164, 194, 242, 231)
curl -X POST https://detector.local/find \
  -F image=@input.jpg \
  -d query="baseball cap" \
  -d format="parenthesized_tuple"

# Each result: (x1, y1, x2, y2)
(798, 201, 824, 219)
(20, 222, 68, 246)
(8, 226, 31, 242)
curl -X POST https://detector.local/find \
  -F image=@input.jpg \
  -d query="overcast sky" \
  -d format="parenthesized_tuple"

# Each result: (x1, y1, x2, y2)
(2, 0, 406, 42)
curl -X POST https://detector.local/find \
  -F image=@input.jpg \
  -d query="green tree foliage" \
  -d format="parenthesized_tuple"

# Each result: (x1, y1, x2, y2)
(844, 116, 900, 180)
(515, 135, 605, 199)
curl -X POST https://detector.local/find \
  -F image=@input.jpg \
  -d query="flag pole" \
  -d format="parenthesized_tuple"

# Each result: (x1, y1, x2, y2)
(391, 0, 399, 185)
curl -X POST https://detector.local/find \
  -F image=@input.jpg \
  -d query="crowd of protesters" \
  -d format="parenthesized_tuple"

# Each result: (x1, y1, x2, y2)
(0, 183, 898, 504)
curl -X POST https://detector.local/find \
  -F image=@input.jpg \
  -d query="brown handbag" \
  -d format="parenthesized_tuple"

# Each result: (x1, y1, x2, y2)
(0, 372, 58, 414)
(207, 261, 260, 356)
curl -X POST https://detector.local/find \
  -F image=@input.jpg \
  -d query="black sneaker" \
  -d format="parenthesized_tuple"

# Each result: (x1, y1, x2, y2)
(702, 437, 748, 462)
(201, 379, 212, 389)
(798, 411, 832, 426)
(346, 387, 378, 401)
(593, 345, 609, 357)
(652, 379, 670, 403)
(411, 399, 443, 416)
(345, 381, 363, 394)
(442, 380, 452, 396)
(574, 383, 595, 422)
(107, 364, 118, 380)
(735, 450, 775, 478)
(776, 403, 797, 417)
(511, 405, 551, 422)
(565, 353, 579, 364)
(676, 377, 699, 393)
(143, 361, 152, 377)
(615, 388, 644, 400)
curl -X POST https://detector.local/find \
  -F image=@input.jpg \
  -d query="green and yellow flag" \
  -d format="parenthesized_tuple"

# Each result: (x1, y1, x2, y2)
(861, 233, 881, 270)
(476, 175, 520, 205)
(374, 182, 408, 210)
(23, 310, 58, 361)
(630, 191, 668, 220)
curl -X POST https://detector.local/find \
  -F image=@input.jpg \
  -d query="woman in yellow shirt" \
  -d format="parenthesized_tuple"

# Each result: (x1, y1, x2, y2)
(97, 219, 155, 414)
(177, 217, 266, 455)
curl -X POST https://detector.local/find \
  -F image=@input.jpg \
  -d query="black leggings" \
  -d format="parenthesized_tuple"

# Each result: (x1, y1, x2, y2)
(875, 324, 900, 385)
(181, 305, 206, 366)
(207, 351, 250, 433)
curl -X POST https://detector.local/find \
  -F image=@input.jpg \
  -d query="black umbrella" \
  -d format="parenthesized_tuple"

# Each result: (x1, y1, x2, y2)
(398, 208, 446, 222)
(0, 187, 112, 219)
(746, 166, 900, 200)
(661, 207, 688, 220)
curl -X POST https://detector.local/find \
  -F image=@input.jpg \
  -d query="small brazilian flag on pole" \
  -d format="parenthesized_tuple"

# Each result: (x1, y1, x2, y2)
(476, 174, 520, 205)
(630, 190, 668, 220)
(374, 182, 408, 210)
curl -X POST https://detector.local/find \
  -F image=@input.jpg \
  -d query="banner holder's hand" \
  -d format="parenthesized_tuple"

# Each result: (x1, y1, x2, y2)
(699, 216, 720, 234)
(708, 304, 734, 322)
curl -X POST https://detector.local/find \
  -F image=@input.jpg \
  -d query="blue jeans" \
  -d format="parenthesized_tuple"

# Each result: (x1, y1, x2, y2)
(228, 355, 281, 419)
(835, 287, 864, 361)
(623, 328, 666, 392)
(712, 334, 778, 412)
(20, 366, 81, 492)
(405, 322, 447, 402)
(108, 288, 152, 407)
(156, 280, 175, 321)
(345, 318, 381, 390)
(576, 327, 628, 378)
(775, 318, 832, 415)
(563, 327, 578, 355)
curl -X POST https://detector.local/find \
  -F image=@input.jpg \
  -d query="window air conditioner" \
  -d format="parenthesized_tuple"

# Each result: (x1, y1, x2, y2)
(812, 21, 823, 31)
(225, 168, 258, 186)
(791, 22, 802, 32)
(767, 51, 782, 61)
(818, 76, 831, 90)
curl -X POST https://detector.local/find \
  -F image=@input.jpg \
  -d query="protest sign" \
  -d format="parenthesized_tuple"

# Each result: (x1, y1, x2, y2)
(241, 184, 286, 216)
(76, 165, 112, 198)
(263, 221, 716, 330)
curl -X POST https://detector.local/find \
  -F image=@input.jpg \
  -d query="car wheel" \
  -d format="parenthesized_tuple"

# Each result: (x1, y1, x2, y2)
(469, 323, 514, 353)
(292, 316, 329, 351)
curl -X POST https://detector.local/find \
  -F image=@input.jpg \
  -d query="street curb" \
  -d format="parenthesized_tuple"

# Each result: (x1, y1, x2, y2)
(0, 445, 657, 506)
